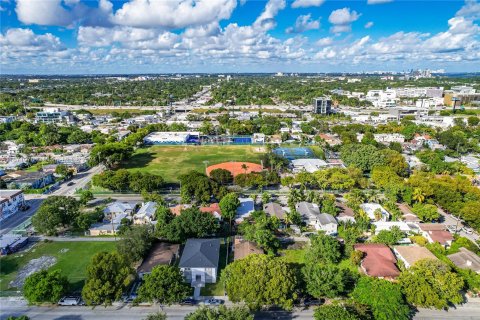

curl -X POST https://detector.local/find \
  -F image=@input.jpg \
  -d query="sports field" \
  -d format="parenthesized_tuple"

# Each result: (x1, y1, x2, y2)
(0, 241, 116, 294)
(122, 145, 266, 182)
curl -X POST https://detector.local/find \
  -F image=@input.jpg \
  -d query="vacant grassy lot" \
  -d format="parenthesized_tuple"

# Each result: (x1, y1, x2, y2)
(122, 145, 266, 182)
(0, 241, 116, 294)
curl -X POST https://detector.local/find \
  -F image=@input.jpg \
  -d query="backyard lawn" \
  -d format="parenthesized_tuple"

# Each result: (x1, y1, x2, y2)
(201, 240, 229, 297)
(122, 145, 266, 182)
(0, 241, 116, 294)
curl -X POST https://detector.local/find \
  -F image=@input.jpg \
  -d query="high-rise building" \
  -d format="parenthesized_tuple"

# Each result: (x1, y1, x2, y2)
(312, 97, 332, 114)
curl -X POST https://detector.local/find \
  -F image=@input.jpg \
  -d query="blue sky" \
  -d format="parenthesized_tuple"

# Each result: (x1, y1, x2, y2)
(0, 0, 479, 74)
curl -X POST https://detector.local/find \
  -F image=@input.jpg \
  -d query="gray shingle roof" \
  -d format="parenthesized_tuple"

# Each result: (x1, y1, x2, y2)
(317, 213, 337, 225)
(179, 238, 220, 268)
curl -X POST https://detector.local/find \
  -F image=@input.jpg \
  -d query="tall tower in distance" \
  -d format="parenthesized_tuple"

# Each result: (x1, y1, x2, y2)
(312, 96, 332, 114)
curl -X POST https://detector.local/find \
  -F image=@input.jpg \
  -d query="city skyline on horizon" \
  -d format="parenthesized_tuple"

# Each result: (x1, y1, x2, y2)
(1, 0, 480, 74)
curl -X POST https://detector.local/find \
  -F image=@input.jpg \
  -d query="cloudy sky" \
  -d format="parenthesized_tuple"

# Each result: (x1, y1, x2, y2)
(0, 0, 479, 74)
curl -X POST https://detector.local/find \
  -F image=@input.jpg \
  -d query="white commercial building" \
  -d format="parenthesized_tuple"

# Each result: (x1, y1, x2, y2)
(373, 133, 405, 144)
(143, 131, 200, 145)
(394, 87, 443, 98)
(291, 158, 329, 173)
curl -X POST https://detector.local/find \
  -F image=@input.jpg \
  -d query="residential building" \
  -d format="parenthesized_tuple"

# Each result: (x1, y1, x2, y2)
(263, 202, 287, 221)
(0, 234, 28, 255)
(236, 198, 254, 223)
(316, 213, 338, 235)
(3, 171, 54, 189)
(133, 202, 157, 224)
(397, 203, 421, 223)
(312, 96, 332, 115)
(360, 203, 390, 222)
(336, 202, 356, 223)
(35, 107, 75, 124)
(373, 221, 417, 234)
(137, 243, 180, 278)
(233, 236, 263, 261)
(252, 133, 266, 144)
(170, 204, 192, 216)
(354, 244, 400, 279)
(291, 158, 329, 173)
(373, 133, 405, 144)
(447, 248, 480, 273)
(199, 203, 222, 220)
(393, 245, 438, 268)
(295, 201, 320, 226)
(0, 190, 25, 221)
(317, 133, 342, 146)
(179, 238, 220, 285)
(417, 223, 454, 247)
(104, 201, 136, 216)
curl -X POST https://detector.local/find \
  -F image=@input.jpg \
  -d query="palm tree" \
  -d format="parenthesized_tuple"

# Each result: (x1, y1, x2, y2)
(241, 163, 249, 174)
(412, 188, 425, 204)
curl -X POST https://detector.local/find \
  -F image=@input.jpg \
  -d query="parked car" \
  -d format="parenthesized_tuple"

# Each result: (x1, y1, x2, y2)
(447, 225, 458, 233)
(303, 298, 325, 307)
(67, 182, 75, 186)
(180, 298, 197, 306)
(58, 296, 83, 306)
(204, 298, 224, 306)
(463, 227, 474, 234)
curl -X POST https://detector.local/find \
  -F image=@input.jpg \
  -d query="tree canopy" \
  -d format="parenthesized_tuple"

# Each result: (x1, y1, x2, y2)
(137, 265, 190, 305)
(185, 306, 253, 320)
(32, 196, 80, 235)
(306, 233, 342, 265)
(23, 270, 69, 304)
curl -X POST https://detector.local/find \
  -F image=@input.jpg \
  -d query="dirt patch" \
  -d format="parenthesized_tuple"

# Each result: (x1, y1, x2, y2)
(9, 256, 57, 289)
(206, 161, 263, 177)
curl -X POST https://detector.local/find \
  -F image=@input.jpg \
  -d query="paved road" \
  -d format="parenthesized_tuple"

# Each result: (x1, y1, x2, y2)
(52, 165, 103, 197)
(438, 207, 480, 245)
(2, 301, 480, 320)
(0, 199, 43, 236)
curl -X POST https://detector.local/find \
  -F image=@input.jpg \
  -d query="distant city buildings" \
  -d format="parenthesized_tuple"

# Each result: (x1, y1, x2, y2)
(312, 96, 332, 114)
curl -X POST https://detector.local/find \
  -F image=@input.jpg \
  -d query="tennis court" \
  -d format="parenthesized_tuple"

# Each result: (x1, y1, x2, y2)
(273, 147, 315, 160)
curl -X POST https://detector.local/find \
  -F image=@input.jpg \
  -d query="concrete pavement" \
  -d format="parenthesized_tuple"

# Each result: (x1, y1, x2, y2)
(438, 207, 480, 246)
(0, 199, 43, 236)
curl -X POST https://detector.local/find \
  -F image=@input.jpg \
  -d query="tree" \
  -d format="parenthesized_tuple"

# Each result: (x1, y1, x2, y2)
(137, 265, 190, 305)
(398, 259, 464, 309)
(23, 270, 69, 304)
(209, 168, 233, 185)
(241, 163, 249, 174)
(306, 233, 342, 264)
(219, 193, 240, 227)
(179, 171, 226, 204)
(185, 306, 253, 320)
(467, 116, 480, 126)
(222, 254, 298, 310)
(373, 226, 405, 245)
(261, 192, 271, 204)
(340, 144, 385, 173)
(32, 196, 80, 235)
(314, 305, 360, 320)
(351, 277, 410, 320)
(116, 225, 154, 263)
(6, 317, 30, 320)
(239, 212, 280, 254)
(303, 263, 356, 298)
(79, 190, 94, 205)
(144, 312, 167, 320)
(411, 203, 440, 222)
(82, 251, 133, 306)
(55, 164, 73, 179)
(89, 142, 133, 169)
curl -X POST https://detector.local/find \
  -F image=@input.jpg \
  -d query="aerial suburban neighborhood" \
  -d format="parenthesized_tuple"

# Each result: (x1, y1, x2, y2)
(1, 0, 480, 320)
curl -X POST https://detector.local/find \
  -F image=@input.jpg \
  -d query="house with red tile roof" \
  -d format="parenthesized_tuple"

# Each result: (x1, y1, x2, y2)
(417, 223, 454, 247)
(354, 243, 400, 279)
(199, 203, 222, 220)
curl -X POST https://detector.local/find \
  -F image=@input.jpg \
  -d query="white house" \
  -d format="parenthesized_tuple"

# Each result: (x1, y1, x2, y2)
(360, 203, 390, 222)
(0, 190, 25, 221)
(373, 221, 418, 234)
(316, 213, 338, 235)
(291, 158, 329, 173)
(103, 201, 136, 216)
(179, 238, 220, 286)
(134, 202, 157, 224)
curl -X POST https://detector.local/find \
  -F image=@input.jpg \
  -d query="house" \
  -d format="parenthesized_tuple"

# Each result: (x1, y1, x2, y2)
(316, 213, 338, 235)
(137, 242, 180, 278)
(291, 158, 329, 173)
(0, 234, 28, 255)
(88, 222, 120, 236)
(397, 203, 421, 223)
(448, 248, 480, 273)
(336, 202, 356, 223)
(263, 202, 287, 221)
(360, 203, 390, 222)
(199, 203, 222, 220)
(295, 201, 320, 226)
(318, 133, 342, 146)
(393, 245, 438, 268)
(134, 202, 157, 224)
(253, 133, 266, 144)
(0, 190, 25, 221)
(354, 243, 400, 279)
(233, 236, 263, 261)
(4, 171, 54, 189)
(103, 201, 136, 216)
(179, 238, 220, 285)
(373, 221, 417, 234)
(235, 198, 254, 223)
(417, 223, 454, 247)
(170, 204, 192, 216)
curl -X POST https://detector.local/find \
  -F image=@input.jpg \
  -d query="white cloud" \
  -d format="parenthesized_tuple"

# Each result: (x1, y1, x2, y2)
(328, 7, 360, 33)
(0, 28, 63, 50)
(254, 0, 286, 31)
(286, 14, 320, 33)
(15, 0, 75, 26)
(365, 21, 374, 28)
(456, 0, 480, 20)
(111, 0, 236, 29)
(367, 0, 393, 4)
(316, 37, 333, 46)
(291, 0, 325, 9)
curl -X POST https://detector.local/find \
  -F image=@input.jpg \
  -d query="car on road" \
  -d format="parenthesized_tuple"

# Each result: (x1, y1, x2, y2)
(180, 298, 197, 306)
(447, 225, 458, 234)
(463, 227, 474, 234)
(203, 298, 224, 306)
(67, 182, 75, 186)
(302, 298, 325, 307)
(58, 296, 84, 306)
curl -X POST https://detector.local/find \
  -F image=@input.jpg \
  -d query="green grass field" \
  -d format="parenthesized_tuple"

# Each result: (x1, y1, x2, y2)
(0, 241, 116, 294)
(122, 145, 266, 182)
